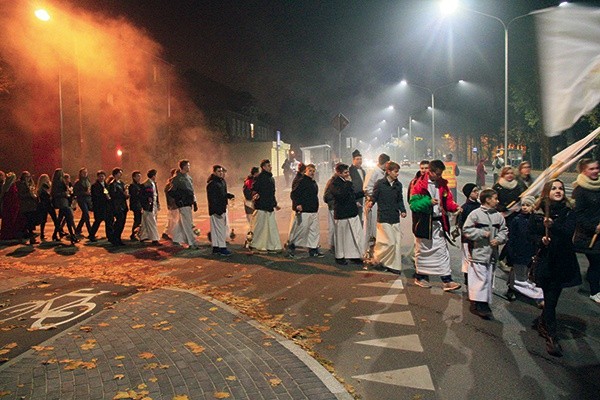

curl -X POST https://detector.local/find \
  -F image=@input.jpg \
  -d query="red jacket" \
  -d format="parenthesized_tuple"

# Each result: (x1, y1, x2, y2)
(410, 173, 459, 236)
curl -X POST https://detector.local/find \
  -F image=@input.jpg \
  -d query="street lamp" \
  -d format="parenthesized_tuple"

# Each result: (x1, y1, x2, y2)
(441, 0, 551, 165)
(400, 79, 464, 158)
(35, 9, 65, 169)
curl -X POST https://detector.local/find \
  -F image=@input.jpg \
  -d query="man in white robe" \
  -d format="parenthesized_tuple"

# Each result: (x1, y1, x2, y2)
(287, 164, 323, 257)
(331, 163, 365, 265)
(251, 159, 282, 252)
(139, 169, 160, 245)
(367, 161, 407, 273)
(363, 153, 390, 257)
(170, 159, 199, 249)
(409, 160, 462, 291)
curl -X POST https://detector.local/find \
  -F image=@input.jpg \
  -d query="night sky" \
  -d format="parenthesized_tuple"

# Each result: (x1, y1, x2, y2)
(74, 0, 600, 141)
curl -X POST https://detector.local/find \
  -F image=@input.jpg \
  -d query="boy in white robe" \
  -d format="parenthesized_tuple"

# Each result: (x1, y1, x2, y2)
(463, 189, 509, 319)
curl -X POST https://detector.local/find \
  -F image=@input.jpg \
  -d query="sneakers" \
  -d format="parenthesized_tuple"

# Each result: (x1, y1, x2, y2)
(219, 248, 232, 257)
(161, 233, 171, 241)
(442, 281, 462, 292)
(309, 248, 325, 258)
(414, 278, 432, 288)
(590, 293, 600, 304)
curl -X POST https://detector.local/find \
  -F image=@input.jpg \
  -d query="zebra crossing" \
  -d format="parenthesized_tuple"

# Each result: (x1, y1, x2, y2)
(349, 277, 436, 393)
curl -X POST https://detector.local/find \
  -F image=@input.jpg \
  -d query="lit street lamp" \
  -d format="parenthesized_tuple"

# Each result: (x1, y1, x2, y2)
(35, 8, 66, 168)
(400, 79, 464, 158)
(440, 0, 561, 164)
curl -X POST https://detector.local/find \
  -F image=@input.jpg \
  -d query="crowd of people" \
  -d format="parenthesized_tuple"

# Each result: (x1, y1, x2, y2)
(1, 153, 599, 358)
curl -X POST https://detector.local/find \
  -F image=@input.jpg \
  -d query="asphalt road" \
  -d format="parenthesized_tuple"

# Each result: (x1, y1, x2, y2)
(0, 166, 598, 400)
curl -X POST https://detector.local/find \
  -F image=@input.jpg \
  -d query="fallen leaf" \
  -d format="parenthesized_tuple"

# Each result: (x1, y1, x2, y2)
(198, 317, 208, 321)
(0, 391, 12, 396)
(0, 350, 10, 356)
(172, 396, 189, 400)
(79, 326, 93, 332)
(167, 310, 176, 314)
(32, 346, 54, 352)
(98, 322, 110, 327)
(148, 377, 158, 383)
(269, 378, 282, 387)
(114, 355, 126, 360)
(137, 383, 147, 390)
(213, 392, 230, 399)
(138, 352, 155, 359)
(3, 343, 17, 349)
(184, 342, 205, 354)
(131, 324, 146, 329)
(113, 374, 125, 380)
(225, 376, 237, 381)
(209, 307, 218, 312)
(80, 339, 97, 350)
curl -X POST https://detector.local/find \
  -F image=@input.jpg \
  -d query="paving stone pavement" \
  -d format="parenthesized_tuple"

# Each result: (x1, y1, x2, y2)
(0, 288, 352, 400)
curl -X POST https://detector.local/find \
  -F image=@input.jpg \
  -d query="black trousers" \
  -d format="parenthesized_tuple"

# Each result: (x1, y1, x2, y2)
(131, 209, 142, 237)
(76, 199, 93, 235)
(585, 253, 600, 296)
(40, 207, 58, 236)
(90, 209, 111, 239)
(111, 210, 127, 243)
(541, 281, 563, 337)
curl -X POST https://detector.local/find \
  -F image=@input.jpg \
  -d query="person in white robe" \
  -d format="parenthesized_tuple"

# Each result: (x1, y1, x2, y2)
(287, 164, 323, 257)
(170, 159, 199, 248)
(409, 160, 462, 291)
(207, 165, 235, 256)
(330, 163, 365, 265)
(251, 159, 282, 252)
(363, 153, 390, 257)
(162, 168, 178, 241)
(367, 161, 407, 273)
(139, 169, 160, 245)
(463, 189, 508, 319)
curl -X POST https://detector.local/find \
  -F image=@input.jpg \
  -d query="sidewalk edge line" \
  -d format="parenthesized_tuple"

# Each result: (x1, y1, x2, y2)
(166, 286, 354, 400)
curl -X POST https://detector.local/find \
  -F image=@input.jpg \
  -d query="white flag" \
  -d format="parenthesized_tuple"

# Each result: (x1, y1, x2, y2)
(536, 5, 600, 137)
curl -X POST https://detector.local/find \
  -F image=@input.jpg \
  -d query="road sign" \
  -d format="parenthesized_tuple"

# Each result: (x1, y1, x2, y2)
(332, 113, 349, 132)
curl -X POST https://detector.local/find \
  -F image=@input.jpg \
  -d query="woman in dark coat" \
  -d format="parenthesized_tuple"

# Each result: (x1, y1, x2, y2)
(571, 158, 600, 304)
(16, 171, 39, 244)
(0, 172, 22, 240)
(51, 168, 78, 244)
(529, 179, 581, 357)
(36, 174, 59, 241)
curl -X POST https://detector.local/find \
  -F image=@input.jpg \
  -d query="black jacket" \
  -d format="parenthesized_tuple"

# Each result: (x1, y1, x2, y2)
(330, 176, 364, 220)
(323, 175, 336, 211)
(291, 174, 319, 213)
(506, 212, 536, 265)
(128, 182, 143, 212)
(141, 180, 160, 212)
(492, 181, 525, 212)
(572, 184, 600, 254)
(458, 199, 481, 242)
(206, 174, 233, 215)
(349, 165, 366, 204)
(91, 181, 110, 214)
(529, 201, 581, 289)
(253, 170, 277, 211)
(109, 180, 128, 214)
(371, 177, 406, 224)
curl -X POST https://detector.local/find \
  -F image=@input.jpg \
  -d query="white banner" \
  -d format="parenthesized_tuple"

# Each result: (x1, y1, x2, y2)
(536, 5, 600, 136)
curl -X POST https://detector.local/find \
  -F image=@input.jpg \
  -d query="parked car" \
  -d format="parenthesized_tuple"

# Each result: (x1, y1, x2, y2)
(401, 158, 411, 167)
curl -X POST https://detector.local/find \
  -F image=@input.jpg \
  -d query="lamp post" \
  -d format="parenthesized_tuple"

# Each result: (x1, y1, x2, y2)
(35, 8, 65, 168)
(401, 80, 463, 158)
(440, 0, 553, 165)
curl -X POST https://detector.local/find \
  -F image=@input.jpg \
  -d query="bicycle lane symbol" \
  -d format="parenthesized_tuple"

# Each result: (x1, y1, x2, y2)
(0, 288, 109, 330)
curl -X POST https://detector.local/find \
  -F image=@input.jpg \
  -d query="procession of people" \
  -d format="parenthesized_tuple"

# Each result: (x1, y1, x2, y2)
(1, 151, 599, 358)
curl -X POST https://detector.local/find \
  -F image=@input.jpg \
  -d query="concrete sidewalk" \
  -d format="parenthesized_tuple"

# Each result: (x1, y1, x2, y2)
(0, 288, 352, 400)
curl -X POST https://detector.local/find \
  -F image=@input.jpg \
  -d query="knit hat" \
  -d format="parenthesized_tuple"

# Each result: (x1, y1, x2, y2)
(462, 183, 478, 198)
(352, 149, 362, 158)
(521, 195, 535, 206)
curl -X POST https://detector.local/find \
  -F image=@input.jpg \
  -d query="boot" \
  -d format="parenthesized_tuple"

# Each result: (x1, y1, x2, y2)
(545, 335, 563, 357)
